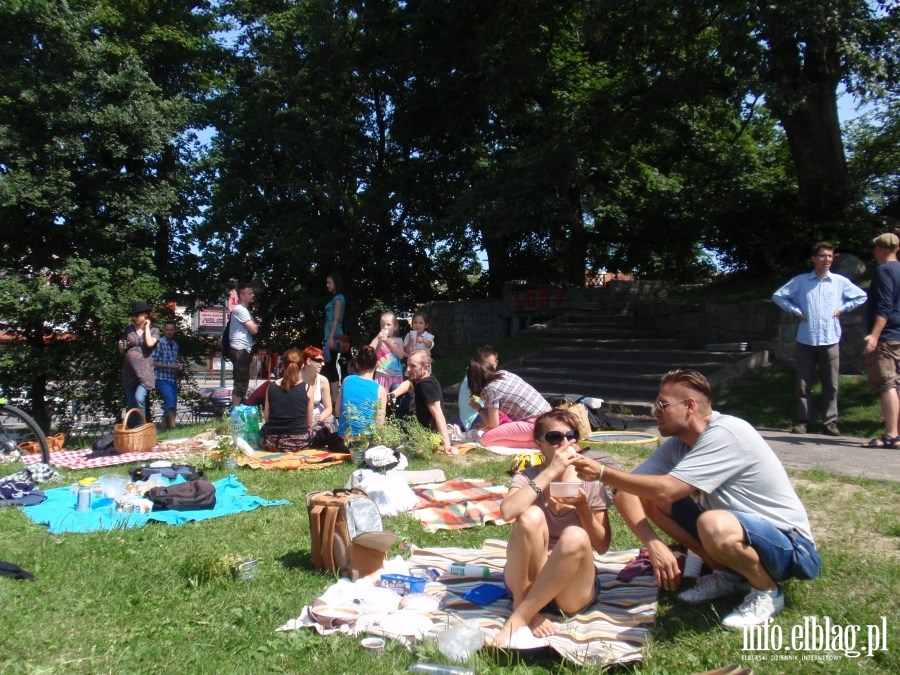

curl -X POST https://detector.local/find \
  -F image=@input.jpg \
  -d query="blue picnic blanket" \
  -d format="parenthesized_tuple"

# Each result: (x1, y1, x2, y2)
(21, 475, 290, 534)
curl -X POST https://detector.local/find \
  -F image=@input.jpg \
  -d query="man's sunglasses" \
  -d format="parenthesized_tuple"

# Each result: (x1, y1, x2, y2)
(538, 430, 578, 444)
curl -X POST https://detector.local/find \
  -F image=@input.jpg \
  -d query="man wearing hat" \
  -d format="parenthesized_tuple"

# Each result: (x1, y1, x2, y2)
(863, 233, 900, 448)
(120, 301, 159, 428)
(772, 241, 866, 436)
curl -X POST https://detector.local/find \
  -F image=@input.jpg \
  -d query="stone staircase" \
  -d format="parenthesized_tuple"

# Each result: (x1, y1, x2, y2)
(504, 312, 768, 416)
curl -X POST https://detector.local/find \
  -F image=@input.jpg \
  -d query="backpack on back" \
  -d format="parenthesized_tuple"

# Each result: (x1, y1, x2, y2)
(306, 488, 396, 577)
(220, 315, 232, 360)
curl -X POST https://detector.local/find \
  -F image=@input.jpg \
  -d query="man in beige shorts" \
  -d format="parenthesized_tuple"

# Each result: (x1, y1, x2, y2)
(863, 233, 900, 449)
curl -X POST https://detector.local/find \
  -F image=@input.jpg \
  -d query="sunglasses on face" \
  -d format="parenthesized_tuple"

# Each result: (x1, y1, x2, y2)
(653, 398, 689, 413)
(311, 357, 325, 364)
(538, 430, 578, 444)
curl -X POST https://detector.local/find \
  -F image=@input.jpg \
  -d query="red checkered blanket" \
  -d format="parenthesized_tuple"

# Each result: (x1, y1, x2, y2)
(411, 479, 508, 532)
(20, 449, 188, 471)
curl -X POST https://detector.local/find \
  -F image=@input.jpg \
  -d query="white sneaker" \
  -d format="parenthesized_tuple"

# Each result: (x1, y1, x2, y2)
(677, 571, 749, 604)
(721, 589, 785, 630)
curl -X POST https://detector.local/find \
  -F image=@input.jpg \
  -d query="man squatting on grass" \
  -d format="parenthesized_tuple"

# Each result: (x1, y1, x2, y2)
(573, 369, 822, 630)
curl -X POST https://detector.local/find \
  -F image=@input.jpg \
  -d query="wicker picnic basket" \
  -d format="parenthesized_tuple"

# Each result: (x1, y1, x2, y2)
(113, 408, 158, 454)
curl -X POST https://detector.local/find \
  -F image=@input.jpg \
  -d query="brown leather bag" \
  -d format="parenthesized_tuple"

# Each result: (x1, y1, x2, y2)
(306, 488, 395, 576)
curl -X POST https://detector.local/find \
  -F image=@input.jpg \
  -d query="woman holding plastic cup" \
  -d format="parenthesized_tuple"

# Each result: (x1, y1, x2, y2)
(492, 409, 611, 648)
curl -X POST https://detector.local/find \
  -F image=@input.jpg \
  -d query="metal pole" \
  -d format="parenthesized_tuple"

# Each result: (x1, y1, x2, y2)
(219, 292, 227, 387)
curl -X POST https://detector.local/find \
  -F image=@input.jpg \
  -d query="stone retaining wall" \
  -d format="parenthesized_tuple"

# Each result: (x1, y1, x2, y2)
(420, 280, 672, 354)
(634, 301, 867, 374)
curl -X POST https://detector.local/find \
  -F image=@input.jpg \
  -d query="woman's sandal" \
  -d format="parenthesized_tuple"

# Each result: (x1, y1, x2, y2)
(862, 434, 897, 449)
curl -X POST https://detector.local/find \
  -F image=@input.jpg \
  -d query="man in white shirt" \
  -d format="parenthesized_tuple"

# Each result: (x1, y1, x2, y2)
(229, 283, 259, 407)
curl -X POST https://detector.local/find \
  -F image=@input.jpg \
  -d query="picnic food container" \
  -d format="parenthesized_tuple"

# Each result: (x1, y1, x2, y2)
(549, 482, 581, 498)
(360, 637, 385, 652)
(98, 474, 130, 499)
(309, 604, 361, 628)
(380, 573, 426, 596)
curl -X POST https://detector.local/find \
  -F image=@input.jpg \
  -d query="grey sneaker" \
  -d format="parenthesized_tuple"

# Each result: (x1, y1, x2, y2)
(791, 423, 807, 434)
(677, 571, 750, 604)
(823, 422, 840, 437)
(721, 589, 785, 630)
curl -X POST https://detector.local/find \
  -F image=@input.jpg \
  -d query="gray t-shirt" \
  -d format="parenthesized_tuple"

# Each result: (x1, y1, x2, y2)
(634, 412, 814, 543)
(229, 304, 253, 352)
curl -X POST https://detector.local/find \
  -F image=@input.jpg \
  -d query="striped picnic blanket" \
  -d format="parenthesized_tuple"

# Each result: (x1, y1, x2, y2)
(408, 539, 657, 665)
(236, 448, 351, 470)
(20, 449, 188, 471)
(411, 479, 508, 532)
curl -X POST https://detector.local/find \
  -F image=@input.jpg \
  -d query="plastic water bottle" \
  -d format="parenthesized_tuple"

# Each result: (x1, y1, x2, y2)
(448, 562, 490, 578)
(230, 406, 245, 446)
(408, 665, 474, 675)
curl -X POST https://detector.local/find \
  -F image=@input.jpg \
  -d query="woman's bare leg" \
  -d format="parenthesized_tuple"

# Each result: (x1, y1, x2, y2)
(494, 524, 597, 647)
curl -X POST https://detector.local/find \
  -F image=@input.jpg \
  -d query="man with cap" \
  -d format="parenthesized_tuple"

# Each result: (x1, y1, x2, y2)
(863, 233, 900, 448)
(772, 241, 866, 436)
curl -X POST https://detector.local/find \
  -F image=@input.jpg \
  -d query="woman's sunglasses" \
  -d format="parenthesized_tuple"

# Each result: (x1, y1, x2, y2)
(537, 430, 578, 444)
(311, 357, 325, 364)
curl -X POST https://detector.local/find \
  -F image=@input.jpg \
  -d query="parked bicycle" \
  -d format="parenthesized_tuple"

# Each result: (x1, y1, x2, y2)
(0, 396, 50, 464)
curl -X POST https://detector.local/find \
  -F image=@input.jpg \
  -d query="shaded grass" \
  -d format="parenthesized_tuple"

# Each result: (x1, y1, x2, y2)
(717, 365, 883, 438)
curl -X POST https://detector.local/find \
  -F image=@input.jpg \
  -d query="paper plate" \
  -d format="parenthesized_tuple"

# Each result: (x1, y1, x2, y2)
(371, 612, 434, 639)
(399, 593, 442, 612)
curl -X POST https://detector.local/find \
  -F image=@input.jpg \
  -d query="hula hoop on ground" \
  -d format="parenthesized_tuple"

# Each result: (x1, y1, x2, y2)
(583, 431, 658, 446)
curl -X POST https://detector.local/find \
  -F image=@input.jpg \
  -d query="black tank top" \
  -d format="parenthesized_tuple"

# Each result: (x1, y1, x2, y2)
(265, 382, 309, 434)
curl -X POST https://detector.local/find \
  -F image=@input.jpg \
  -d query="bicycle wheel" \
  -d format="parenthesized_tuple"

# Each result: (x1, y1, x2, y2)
(0, 404, 50, 464)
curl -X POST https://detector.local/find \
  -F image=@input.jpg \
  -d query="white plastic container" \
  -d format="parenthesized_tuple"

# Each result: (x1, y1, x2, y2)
(549, 482, 581, 498)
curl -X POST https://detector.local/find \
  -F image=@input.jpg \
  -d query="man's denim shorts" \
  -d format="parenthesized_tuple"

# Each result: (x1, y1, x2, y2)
(670, 497, 820, 582)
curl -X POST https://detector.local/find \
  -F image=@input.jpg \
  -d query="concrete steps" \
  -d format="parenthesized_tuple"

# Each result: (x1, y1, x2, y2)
(504, 312, 768, 415)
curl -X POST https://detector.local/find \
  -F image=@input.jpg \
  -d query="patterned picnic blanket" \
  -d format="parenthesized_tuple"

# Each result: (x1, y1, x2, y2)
(277, 539, 657, 666)
(408, 539, 657, 665)
(20, 449, 188, 471)
(236, 448, 351, 470)
(411, 479, 508, 532)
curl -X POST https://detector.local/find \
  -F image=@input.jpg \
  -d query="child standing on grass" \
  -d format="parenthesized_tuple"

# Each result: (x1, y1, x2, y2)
(404, 311, 435, 356)
(371, 311, 405, 391)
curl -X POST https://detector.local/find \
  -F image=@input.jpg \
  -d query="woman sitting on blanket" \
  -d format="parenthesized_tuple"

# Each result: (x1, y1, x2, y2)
(493, 408, 612, 648)
(338, 345, 387, 438)
(259, 349, 347, 453)
(301, 345, 337, 430)
(466, 359, 551, 448)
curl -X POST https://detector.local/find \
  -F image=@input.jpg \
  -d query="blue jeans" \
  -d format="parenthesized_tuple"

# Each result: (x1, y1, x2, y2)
(124, 384, 150, 428)
(670, 497, 820, 582)
(157, 380, 178, 413)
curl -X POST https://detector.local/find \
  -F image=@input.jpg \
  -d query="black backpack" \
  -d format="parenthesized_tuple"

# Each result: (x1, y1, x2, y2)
(145, 479, 216, 511)
(219, 315, 232, 360)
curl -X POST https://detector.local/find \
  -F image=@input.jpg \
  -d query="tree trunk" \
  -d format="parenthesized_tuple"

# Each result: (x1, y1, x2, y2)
(759, 2, 851, 218)
(562, 180, 587, 287)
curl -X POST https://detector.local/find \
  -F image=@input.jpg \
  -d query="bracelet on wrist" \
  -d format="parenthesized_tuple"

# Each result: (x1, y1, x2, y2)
(599, 463, 605, 482)
(528, 479, 542, 497)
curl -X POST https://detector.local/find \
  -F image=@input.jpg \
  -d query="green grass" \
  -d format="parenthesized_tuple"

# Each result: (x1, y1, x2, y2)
(2, 362, 898, 673)
(717, 365, 884, 438)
